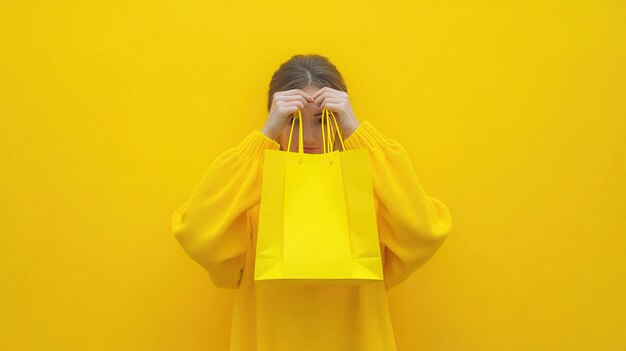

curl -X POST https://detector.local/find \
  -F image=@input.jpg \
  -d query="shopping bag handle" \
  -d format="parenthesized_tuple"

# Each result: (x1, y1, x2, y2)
(321, 108, 347, 154)
(287, 108, 346, 156)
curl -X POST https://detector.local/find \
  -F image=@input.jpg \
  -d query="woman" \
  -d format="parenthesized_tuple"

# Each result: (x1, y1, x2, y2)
(171, 54, 453, 351)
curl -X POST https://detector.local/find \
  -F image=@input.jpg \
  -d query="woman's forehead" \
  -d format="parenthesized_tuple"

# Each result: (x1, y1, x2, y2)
(302, 85, 321, 94)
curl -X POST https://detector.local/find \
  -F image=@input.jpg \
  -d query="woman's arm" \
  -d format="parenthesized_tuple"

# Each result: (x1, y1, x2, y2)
(171, 130, 280, 289)
(343, 121, 453, 290)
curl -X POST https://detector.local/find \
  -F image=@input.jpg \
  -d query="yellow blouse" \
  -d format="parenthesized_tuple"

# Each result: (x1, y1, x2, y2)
(171, 120, 453, 351)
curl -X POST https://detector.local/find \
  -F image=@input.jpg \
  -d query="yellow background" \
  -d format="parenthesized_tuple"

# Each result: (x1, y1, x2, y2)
(1, 1, 625, 350)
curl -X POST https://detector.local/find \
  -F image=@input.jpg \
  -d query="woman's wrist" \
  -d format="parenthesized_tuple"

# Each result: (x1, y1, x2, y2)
(340, 120, 359, 140)
(261, 126, 277, 140)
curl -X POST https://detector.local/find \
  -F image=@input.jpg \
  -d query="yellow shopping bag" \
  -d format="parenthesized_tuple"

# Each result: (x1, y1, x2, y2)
(254, 107, 383, 286)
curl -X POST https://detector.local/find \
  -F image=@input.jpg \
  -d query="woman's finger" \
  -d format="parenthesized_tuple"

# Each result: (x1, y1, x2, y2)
(319, 97, 346, 108)
(275, 94, 309, 106)
(315, 94, 345, 106)
(277, 100, 305, 110)
(310, 87, 333, 100)
(321, 104, 344, 129)
(313, 90, 348, 102)
(276, 89, 314, 102)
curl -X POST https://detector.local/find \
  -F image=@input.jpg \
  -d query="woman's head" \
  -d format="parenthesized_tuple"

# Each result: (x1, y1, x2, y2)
(268, 54, 347, 153)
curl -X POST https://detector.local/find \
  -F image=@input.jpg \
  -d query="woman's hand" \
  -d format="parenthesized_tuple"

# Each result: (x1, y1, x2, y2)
(310, 87, 360, 140)
(262, 89, 314, 140)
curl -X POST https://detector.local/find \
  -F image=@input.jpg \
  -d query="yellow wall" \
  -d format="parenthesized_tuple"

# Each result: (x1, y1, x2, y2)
(1, 1, 624, 350)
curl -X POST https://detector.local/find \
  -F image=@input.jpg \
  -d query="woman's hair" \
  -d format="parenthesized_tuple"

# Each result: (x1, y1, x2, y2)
(267, 54, 348, 112)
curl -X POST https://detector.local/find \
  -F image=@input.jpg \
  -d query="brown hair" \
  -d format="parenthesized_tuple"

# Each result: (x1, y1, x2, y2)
(267, 54, 348, 112)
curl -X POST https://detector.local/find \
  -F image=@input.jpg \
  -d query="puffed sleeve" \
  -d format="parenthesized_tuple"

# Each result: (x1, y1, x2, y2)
(343, 121, 453, 290)
(171, 130, 281, 289)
